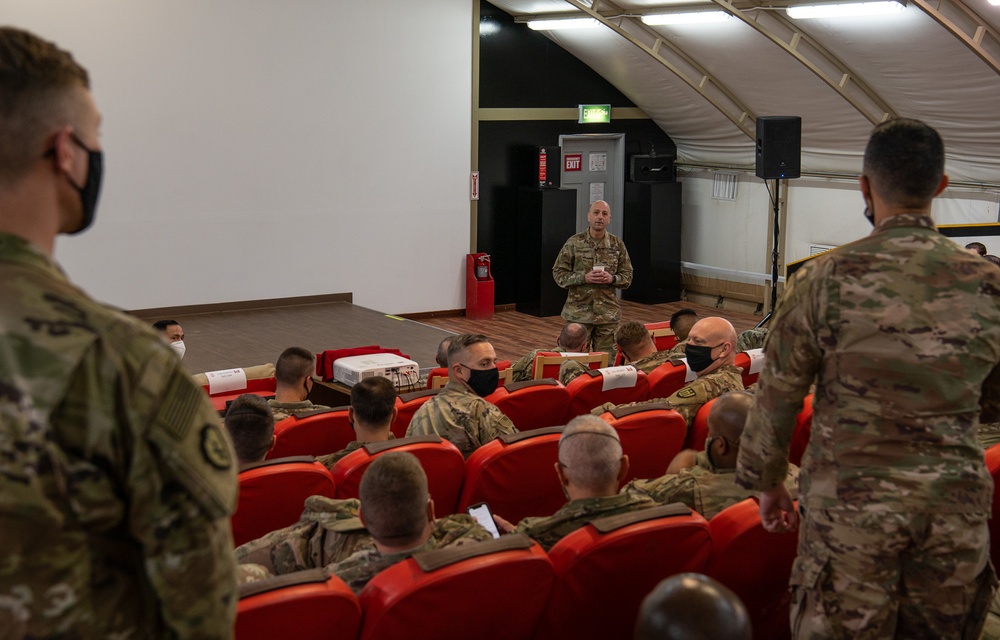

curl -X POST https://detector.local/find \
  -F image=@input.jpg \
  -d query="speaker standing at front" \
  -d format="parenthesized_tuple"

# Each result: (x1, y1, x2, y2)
(756, 116, 801, 180)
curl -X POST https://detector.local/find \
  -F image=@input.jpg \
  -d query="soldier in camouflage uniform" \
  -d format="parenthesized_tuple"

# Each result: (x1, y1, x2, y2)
(0, 28, 237, 637)
(510, 322, 589, 382)
(592, 317, 745, 427)
(406, 334, 517, 457)
(224, 393, 275, 466)
(624, 392, 798, 519)
(552, 200, 634, 355)
(736, 119, 1000, 639)
(315, 376, 397, 470)
(268, 346, 330, 422)
(239, 453, 491, 593)
(560, 320, 675, 384)
(494, 415, 656, 551)
(736, 327, 768, 352)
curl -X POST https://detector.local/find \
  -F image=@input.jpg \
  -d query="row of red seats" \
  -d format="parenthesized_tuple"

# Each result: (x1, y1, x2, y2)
(235, 397, 817, 548)
(236, 497, 799, 640)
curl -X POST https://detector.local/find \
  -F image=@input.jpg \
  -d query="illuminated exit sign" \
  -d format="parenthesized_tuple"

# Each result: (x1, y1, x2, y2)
(578, 104, 611, 124)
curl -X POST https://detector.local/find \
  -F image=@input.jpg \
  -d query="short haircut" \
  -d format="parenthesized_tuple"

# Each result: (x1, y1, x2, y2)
(635, 573, 751, 640)
(350, 376, 397, 427)
(446, 333, 490, 367)
(224, 394, 274, 464)
(863, 118, 945, 209)
(615, 321, 651, 352)
(966, 242, 987, 256)
(359, 452, 429, 546)
(669, 309, 698, 341)
(558, 323, 589, 351)
(0, 27, 90, 186)
(435, 337, 453, 368)
(152, 319, 179, 333)
(275, 347, 314, 386)
(558, 415, 623, 492)
(707, 391, 754, 444)
(669, 308, 698, 327)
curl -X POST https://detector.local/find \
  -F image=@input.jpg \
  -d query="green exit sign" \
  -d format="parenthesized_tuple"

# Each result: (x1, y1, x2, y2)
(578, 104, 611, 124)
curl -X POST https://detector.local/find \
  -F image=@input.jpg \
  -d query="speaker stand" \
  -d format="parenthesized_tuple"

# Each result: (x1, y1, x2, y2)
(758, 177, 782, 329)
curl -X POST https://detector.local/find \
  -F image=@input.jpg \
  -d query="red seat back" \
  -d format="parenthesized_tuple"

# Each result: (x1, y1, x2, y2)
(686, 397, 718, 451)
(734, 349, 764, 387)
(236, 569, 361, 640)
(532, 351, 608, 380)
(646, 360, 692, 400)
(985, 444, 1000, 570)
(787, 394, 815, 467)
(391, 388, 441, 438)
(267, 407, 353, 459)
(645, 320, 679, 351)
(233, 457, 337, 547)
(330, 435, 465, 517)
(359, 535, 554, 640)
(564, 368, 649, 421)
(600, 403, 688, 483)
(456, 427, 565, 524)
(485, 378, 571, 431)
(707, 498, 799, 640)
(536, 504, 712, 640)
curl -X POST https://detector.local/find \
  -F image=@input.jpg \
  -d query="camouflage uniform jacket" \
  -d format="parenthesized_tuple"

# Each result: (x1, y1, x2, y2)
(511, 346, 566, 382)
(268, 398, 330, 423)
(513, 493, 657, 551)
(235, 496, 373, 576)
(405, 380, 517, 457)
(624, 451, 799, 519)
(592, 364, 745, 427)
(0, 232, 238, 638)
(552, 231, 633, 324)
(330, 514, 492, 593)
(736, 327, 769, 352)
(736, 214, 1000, 514)
(315, 434, 395, 470)
(559, 349, 674, 385)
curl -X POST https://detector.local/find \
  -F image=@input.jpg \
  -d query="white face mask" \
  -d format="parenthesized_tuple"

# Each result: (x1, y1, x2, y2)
(170, 340, 186, 359)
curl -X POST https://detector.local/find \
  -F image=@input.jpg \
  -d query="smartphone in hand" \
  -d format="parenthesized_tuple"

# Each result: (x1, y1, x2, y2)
(466, 502, 501, 539)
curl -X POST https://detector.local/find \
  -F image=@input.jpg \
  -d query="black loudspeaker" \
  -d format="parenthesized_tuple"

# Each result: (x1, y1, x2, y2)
(629, 155, 675, 183)
(755, 116, 801, 179)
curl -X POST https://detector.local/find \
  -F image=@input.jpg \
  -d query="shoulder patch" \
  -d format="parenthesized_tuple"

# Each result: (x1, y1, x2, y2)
(675, 386, 697, 399)
(201, 425, 232, 470)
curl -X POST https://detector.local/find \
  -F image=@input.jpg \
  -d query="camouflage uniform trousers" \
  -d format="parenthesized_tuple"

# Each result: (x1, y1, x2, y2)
(582, 322, 618, 357)
(791, 506, 996, 640)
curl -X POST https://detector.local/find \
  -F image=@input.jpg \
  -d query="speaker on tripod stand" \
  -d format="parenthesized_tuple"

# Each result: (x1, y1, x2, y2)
(755, 116, 801, 327)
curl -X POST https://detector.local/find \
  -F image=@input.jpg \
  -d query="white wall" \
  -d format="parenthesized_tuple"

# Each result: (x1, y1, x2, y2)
(3, 0, 473, 314)
(679, 169, 1000, 286)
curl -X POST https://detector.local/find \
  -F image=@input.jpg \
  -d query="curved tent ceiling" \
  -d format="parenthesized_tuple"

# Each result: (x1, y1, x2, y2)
(487, 0, 1000, 185)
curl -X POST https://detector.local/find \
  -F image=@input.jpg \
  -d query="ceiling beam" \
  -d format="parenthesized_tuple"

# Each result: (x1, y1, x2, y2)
(908, 0, 1000, 76)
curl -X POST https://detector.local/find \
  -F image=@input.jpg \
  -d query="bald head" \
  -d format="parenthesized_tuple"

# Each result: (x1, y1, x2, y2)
(587, 200, 611, 238)
(635, 573, 751, 640)
(685, 317, 737, 376)
(558, 415, 626, 496)
(708, 391, 753, 444)
(558, 323, 589, 352)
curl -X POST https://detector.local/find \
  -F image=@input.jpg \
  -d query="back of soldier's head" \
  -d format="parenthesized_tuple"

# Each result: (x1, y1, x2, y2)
(966, 242, 987, 257)
(359, 452, 429, 547)
(0, 27, 90, 187)
(635, 573, 751, 640)
(707, 391, 754, 444)
(350, 376, 397, 429)
(558, 323, 589, 352)
(863, 118, 944, 209)
(275, 346, 314, 387)
(558, 415, 623, 493)
(615, 321, 652, 354)
(669, 309, 698, 342)
(224, 394, 275, 465)
(435, 337, 453, 368)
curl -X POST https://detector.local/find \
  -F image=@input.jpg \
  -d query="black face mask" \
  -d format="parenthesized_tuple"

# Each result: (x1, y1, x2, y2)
(863, 205, 875, 227)
(52, 133, 104, 235)
(685, 343, 722, 373)
(462, 365, 499, 397)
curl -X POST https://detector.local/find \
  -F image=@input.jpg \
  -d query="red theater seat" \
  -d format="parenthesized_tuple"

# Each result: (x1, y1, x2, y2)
(391, 388, 441, 438)
(787, 394, 815, 467)
(330, 435, 465, 517)
(456, 427, 565, 524)
(985, 444, 1000, 570)
(427, 360, 513, 389)
(267, 406, 353, 459)
(485, 378, 571, 431)
(233, 457, 337, 547)
(236, 569, 361, 640)
(646, 320, 679, 351)
(735, 349, 764, 387)
(564, 368, 649, 421)
(707, 498, 799, 640)
(532, 351, 608, 380)
(359, 535, 554, 640)
(536, 504, 712, 640)
(646, 359, 692, 401)
(600, 403, 688, 483)
(686, 397, 718, 451)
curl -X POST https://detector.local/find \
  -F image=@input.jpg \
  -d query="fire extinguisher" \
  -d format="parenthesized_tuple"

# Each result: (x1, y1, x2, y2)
(475, 254, 491, 281)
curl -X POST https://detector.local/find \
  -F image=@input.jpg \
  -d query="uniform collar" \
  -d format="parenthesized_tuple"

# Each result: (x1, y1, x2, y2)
(0, 231, 67, 281)
(874, 212, 935, 233)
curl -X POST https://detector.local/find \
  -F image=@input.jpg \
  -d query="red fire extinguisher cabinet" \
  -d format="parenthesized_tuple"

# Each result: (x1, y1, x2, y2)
(466, 253, 494, 320)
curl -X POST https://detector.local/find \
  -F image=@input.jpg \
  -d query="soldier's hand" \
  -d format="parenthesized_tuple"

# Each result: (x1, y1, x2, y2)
(493, 514, 515, 533)
(759, 484, 798, 533)
(666, 449, 698, 474)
